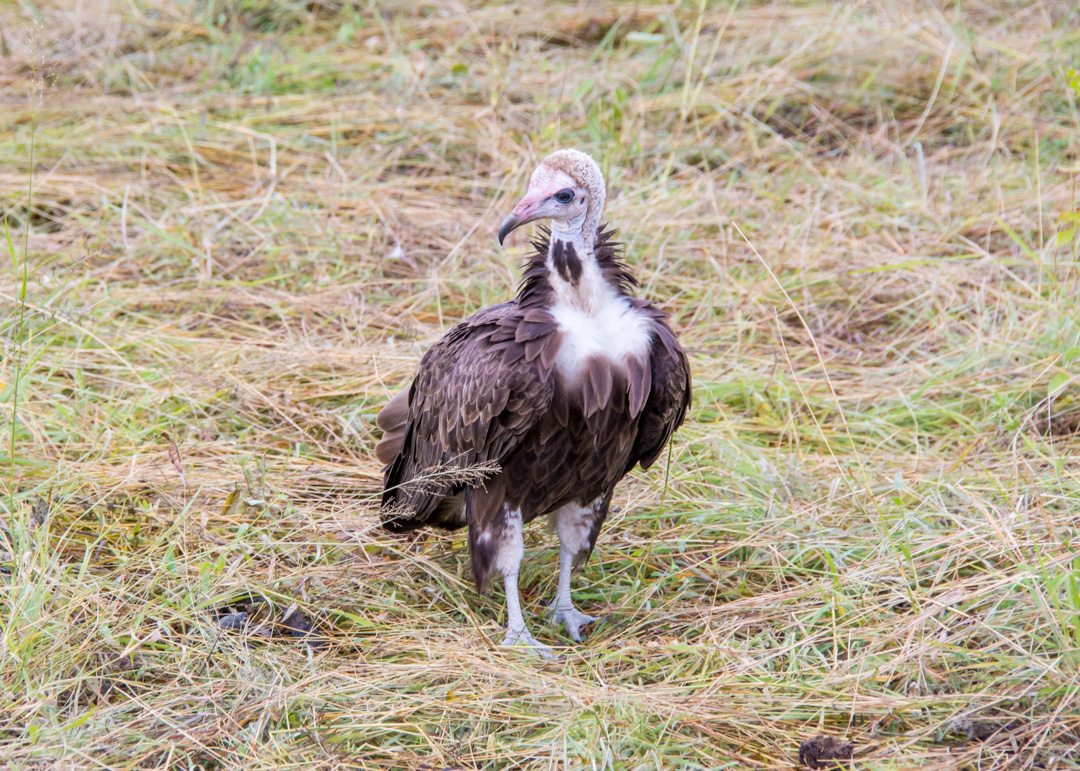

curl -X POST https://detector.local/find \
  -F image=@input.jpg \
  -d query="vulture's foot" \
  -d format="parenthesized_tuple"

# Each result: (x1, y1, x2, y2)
(550, 607, 599, 643)
(501, 627, 556, 659)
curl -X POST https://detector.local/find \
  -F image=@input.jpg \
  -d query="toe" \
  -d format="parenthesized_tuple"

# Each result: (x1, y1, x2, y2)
(551, 609, 600, 643)
(501, 629, 556, 658)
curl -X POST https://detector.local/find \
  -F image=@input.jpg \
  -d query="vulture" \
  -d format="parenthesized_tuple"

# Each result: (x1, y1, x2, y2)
(376, 149, 691, 654)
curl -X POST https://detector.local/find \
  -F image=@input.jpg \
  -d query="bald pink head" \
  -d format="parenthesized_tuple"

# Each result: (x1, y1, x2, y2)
(499, 150, 606, 246)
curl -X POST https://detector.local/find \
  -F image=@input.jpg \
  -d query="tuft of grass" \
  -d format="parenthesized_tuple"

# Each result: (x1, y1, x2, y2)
(2, 0, 1080, 768)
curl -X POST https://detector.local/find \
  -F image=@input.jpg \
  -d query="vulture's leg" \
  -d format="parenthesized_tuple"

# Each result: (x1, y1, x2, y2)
(496, 509, 553, 657)
(548, 502, 602, 643)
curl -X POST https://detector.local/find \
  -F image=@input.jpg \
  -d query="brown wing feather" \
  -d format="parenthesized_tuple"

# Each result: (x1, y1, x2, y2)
(627, 307, 692, 473)
(381, 302, 558, 531)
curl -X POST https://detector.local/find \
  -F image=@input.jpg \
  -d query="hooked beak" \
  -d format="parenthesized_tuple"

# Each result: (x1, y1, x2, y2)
(497, 193, 544, 246)
(498, 214, 523, 246)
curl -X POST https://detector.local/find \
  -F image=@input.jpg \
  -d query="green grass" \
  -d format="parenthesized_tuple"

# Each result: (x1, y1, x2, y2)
(2, 0, 1080, 768)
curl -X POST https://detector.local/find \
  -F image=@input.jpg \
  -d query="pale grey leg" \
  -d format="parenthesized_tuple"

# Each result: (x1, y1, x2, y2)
(549, 503, 601, 643)
(497, 509, 553, 657)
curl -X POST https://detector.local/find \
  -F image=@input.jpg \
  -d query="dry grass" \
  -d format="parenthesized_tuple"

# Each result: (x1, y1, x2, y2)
(2, 0, 1080, 768)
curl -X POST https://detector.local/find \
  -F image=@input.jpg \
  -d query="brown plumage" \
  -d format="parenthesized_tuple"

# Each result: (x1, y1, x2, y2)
(377, 150, 691, 653)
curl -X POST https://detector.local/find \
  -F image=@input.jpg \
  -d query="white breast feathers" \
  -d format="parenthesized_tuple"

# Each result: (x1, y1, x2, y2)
(550, 294, 653, 379)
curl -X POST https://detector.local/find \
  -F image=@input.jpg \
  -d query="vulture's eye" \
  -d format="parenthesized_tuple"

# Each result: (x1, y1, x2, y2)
(554, 189, 574, 203)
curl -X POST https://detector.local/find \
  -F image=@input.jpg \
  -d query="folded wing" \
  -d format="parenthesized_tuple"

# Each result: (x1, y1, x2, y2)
(380, 303, 560, 530)
(628, 306, 692, 474)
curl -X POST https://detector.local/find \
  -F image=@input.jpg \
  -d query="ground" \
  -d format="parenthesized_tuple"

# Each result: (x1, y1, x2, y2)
(2, 1, 1080, 769)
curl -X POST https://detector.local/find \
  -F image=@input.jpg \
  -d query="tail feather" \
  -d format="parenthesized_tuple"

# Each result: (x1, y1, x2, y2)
(374, 385, 410, 466)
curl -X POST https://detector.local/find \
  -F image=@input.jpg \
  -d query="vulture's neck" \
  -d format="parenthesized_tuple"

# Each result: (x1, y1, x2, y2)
(547, 222, 602, 311)
(517, 224, 636, 313)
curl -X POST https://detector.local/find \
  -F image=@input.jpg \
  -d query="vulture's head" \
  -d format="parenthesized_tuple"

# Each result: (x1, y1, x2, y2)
(498, 149, 606, 246)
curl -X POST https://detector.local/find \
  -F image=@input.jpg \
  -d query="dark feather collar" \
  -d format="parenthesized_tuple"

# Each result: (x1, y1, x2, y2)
(517, 224, 636, 309)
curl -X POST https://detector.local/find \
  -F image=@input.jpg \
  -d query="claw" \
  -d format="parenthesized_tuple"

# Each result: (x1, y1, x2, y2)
(549, 607, 600, 643)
